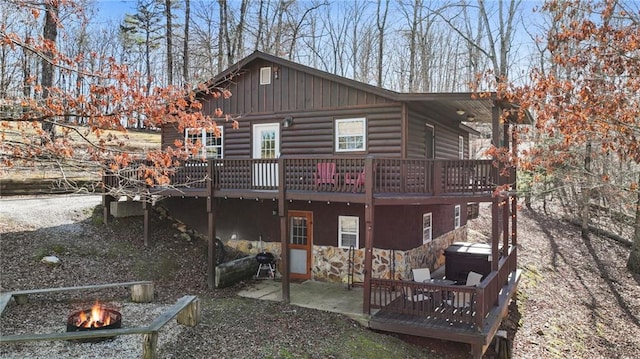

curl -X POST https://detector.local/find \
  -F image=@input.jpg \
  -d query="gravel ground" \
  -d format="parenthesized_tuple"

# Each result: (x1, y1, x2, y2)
(1, 195, 639, 358)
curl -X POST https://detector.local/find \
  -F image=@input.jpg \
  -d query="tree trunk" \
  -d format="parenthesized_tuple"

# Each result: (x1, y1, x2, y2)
(217, 0, 226, 68)
(581, 142, 593, 238)
(255, 0, 264, 51)
(165, 0, 173, 86)
(627, 173, 640, 273)
(41, 1, 58, 137)
(183, 0, 189, 85)
(375, 0, 389, 87)
(22, 28, 32, 99)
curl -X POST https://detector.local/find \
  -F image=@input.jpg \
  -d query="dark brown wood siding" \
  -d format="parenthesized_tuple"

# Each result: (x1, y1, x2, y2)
(434, 124, 469, 159)
(162, 124, 182, 151)
(161, 198, 467, 252)
(375, 203, 467, 250)
(162, 106, 403, 158)
(406, 110, 428, 159)
(406, 110, 470, 160)
(201, 60, 394, 116)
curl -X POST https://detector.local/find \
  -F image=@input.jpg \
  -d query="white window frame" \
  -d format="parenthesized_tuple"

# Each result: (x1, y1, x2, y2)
(338, 215, 359, 249)
(458, 135, 464, 159)
(185, 126, 224, 159)
(422, 212, 433, 244)
(454, 205, 461, 229)
(260, 67, 272, 85)
(335, 118, 366, 152)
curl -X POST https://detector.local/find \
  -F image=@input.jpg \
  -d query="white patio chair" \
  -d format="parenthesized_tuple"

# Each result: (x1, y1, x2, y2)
(445, 271, 482, 308)
(405, 268, 432, 302)
(411, 268, 431, 282)
(465, 271, 483, 286)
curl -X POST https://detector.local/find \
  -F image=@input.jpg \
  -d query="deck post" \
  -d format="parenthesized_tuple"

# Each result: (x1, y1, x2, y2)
(278, 156, 290, 303)
(363, 156, 375, 314)
(490, 103, 501, 273)
(503, 198, 510, 253)
(511, 124, 518, 265)
(207, 169, 217, 290)
(143, 200, 149, 247)
(432, 161, 442, 195)
(511, 195, 518, 266)
(491, 198, 500, 272)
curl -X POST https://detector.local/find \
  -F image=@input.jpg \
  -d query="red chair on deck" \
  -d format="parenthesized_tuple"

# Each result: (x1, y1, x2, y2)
(314, 162, 337, 186)
(344, 170, 365, 191)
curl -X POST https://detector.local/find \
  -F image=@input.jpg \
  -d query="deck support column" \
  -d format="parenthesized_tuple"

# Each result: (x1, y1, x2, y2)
(511, 195, 518, 264)
(510, 124, 518, 266)
(490, 103, 501, 273)
(143, 199, 149, 247)
(363, 157, 375, 314)
(278, 157, 290, 303)
(503, 197, 510, 253)
(491, 199, 500, 272)
(207, 172, 217, 290)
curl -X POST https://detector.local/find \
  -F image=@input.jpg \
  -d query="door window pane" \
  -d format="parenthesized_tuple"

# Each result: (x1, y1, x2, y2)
(261, 130, 276, 158)
(290, 216, 308, 245)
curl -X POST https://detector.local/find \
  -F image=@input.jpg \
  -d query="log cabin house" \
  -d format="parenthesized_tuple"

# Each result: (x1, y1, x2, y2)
(103, 51, 526, 357)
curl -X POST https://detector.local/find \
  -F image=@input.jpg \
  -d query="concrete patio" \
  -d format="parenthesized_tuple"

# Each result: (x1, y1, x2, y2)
(237, 279, 369, 326)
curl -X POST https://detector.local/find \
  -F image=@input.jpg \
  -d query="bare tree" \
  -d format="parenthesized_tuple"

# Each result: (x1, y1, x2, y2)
(165, 0, 173, 85)
(191, 2, 220, 79)
(183, 0, 189, 85)
(375, 0, 389, 87)
(434, 0, 522, 84)
(41, 0, 59, 136)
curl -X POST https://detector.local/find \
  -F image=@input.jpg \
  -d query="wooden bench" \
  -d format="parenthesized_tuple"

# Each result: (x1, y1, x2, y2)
(0, 282, 199, 359)
(0, 280, 154, 312)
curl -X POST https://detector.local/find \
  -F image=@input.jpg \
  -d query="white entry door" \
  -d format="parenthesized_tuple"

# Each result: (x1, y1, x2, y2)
(252, 123, 280, 187)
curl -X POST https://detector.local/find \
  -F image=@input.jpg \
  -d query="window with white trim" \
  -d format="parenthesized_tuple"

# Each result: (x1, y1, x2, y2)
(338, 216, 359, 248)
(458, 135, 464, 159)
(335, 118, 366, 152)
(260, 67, 272, 85)
(422, 212, 433, 244)
(454, 205, 461, 229)
(185, 127, 223, 158)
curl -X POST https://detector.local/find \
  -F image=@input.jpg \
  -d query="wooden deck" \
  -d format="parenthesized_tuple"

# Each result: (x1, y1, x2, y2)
(103, 157, 503, 202)
(369, 249, 520, 358)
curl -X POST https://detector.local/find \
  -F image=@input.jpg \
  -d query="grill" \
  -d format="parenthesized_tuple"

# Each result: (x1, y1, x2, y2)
(256, 251, 275, 264)
(255, 251, 276, 279)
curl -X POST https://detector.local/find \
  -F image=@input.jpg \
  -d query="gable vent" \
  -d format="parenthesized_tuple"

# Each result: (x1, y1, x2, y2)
(260, 67, 272, 85)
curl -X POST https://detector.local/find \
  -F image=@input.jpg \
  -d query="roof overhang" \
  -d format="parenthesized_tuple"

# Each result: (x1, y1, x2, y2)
(201, 52, 533, 126)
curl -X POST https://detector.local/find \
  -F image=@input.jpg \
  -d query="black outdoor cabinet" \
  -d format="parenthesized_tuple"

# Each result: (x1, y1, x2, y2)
(444, 242, 492, 283)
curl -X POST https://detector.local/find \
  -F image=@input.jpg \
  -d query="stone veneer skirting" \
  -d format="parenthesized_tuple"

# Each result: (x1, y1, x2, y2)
(226, 226, 467, 284)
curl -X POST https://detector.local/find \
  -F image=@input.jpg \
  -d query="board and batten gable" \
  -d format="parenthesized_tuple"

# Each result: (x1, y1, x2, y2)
(201, 59, 396, 115)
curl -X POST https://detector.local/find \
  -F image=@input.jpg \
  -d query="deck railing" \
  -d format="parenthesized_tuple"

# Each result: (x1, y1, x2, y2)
(370, 278, 482, 327)
(370, 249, 517, 329)
(104, 157, 499, 196)
(213, 157, 496, 194)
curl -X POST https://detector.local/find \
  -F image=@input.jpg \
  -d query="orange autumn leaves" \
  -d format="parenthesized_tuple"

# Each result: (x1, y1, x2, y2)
(0, 1, 234, 189)
(498, 0, 639, 192)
